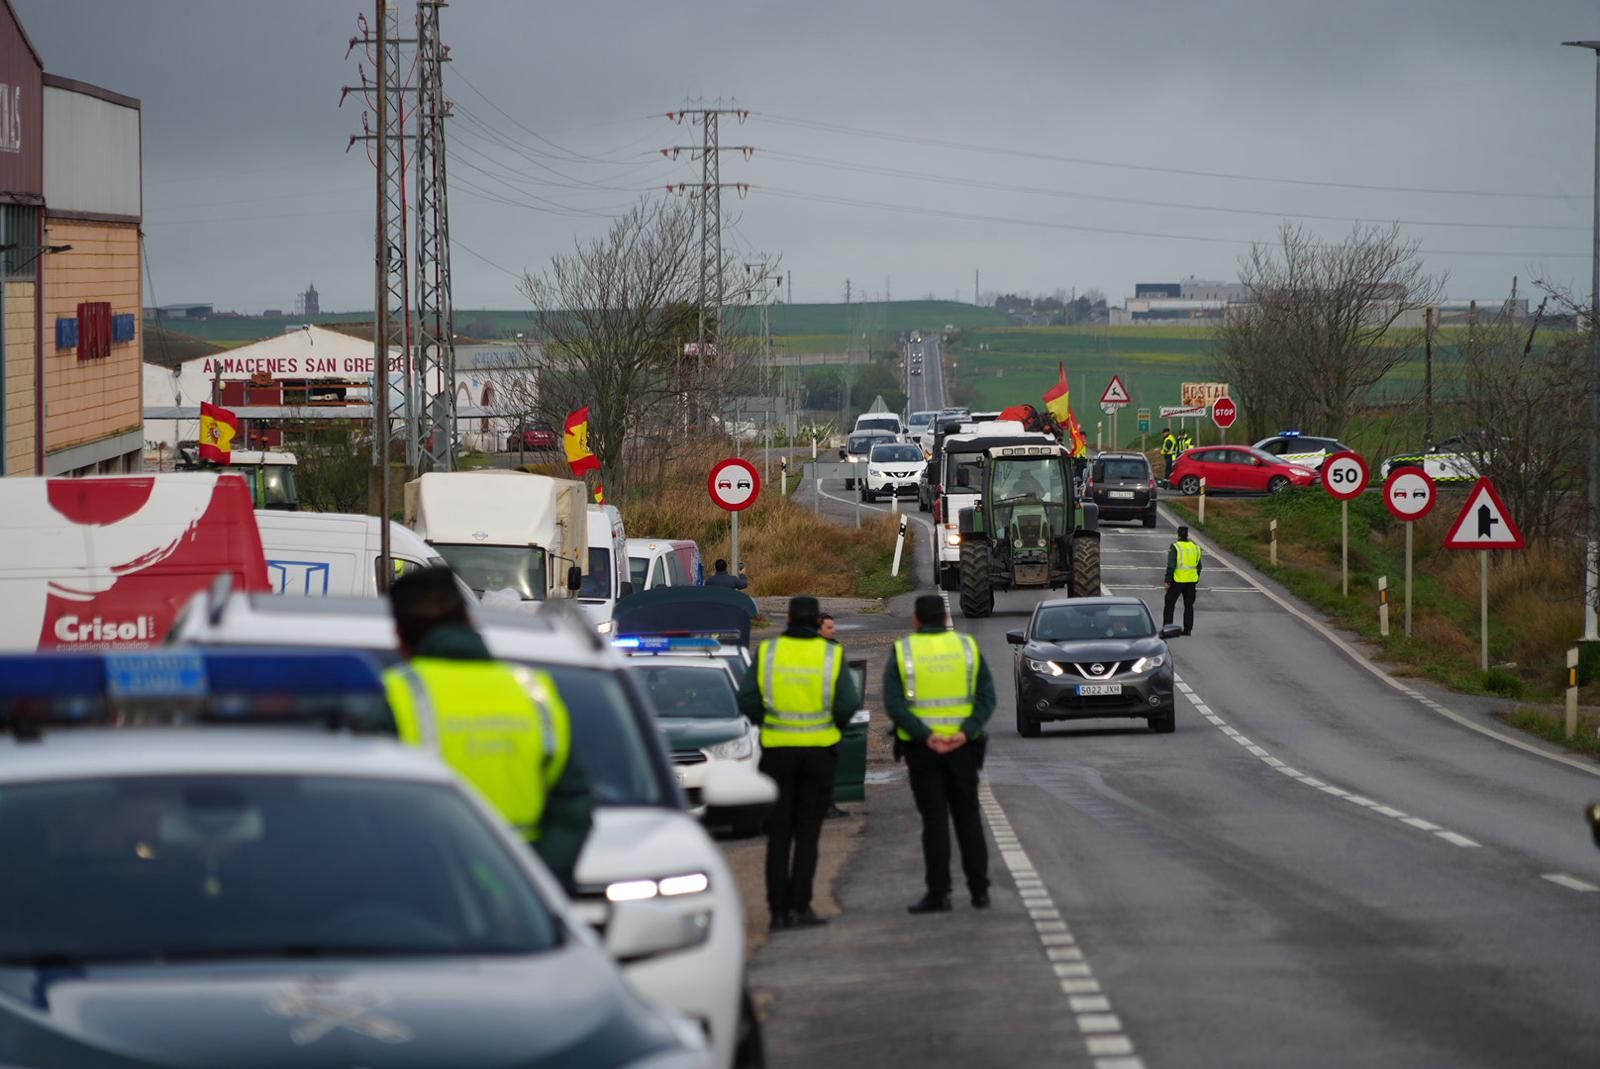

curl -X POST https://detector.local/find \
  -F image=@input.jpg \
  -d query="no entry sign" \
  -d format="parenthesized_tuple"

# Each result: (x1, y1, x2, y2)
(708, 457, 761, 511)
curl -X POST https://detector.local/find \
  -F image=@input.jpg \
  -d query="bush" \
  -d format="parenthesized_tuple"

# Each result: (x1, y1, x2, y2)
(1480, 667, 1524, 698)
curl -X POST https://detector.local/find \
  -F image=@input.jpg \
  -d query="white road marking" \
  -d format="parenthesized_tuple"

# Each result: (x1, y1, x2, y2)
(1436, 831, 1482, 849)
(978, 781, 1143, 1066)
(1541, 873, 1600, 893)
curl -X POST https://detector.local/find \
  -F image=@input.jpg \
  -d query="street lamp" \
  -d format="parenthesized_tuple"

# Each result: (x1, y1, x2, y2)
(1564, 40, 1600, 641)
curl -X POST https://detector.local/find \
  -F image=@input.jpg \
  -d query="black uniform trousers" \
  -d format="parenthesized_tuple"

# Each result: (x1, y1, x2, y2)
(759, 744, 838, 915)
(905, 740, 988, 898)
(1163, 581, 1197, 634)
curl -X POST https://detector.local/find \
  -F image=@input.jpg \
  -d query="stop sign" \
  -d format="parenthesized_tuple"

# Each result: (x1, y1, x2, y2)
(1211, 396, 1237, 429)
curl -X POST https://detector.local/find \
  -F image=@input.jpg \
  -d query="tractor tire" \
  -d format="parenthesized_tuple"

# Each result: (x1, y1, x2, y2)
(958, 542, 994, 618)
(1071, 535, 1101, 598)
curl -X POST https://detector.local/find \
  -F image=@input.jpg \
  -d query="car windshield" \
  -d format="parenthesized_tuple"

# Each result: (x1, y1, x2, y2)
(433, 544, 546, 601)
(628, 663, 741, 720)
(1033, 603, 1156, 642)
(993, 457, 1066, 503)
(578, 547, 611, 600)
(848, 434, 891, 455)
(0, 774, 559, 964)
(628, 555, 649, 590)
(908, 412, 937, 431)
(538, 665, 668, 805)
(1094, 458, 1148, 481)
(871, 444, 923, 463)
(945, 453, 984, 491)
(256, 466, 298, 510)
(856, 417, 899, 434)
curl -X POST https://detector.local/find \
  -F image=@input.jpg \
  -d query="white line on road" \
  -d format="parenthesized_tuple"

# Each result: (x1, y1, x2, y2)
(978, 781, 1144, 1069)
(1541, 872, 1600, 893)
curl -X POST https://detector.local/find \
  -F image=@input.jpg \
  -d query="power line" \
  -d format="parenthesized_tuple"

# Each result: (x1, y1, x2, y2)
(449, 66, 655, 165)
(452, 236, 522, 280)
(762, 112, 1583, 202)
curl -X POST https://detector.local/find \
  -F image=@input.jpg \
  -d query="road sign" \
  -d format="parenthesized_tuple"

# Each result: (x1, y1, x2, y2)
(1382, 467, 1437, 521)
(1100, 375, 1131, 407)
(1160, 405, 1206, 419)
(1099, 401, 1120, 416)
(708, 457, 761, 512)
(1320, 451, 1368, 501)
(1211, 396, 1237, 430)
(1443, 476, 1525, 550)
(1181, 382, 1230, 407)
(1137, 407, 1151, 433)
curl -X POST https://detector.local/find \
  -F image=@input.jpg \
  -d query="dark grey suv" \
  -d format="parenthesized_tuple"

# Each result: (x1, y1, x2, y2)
(1087, 451, 1157, 526)
(1007, 596, 1180, 736)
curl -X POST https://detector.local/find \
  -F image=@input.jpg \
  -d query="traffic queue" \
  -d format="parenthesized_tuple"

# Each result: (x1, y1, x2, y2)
(0, 467, 786, 1069)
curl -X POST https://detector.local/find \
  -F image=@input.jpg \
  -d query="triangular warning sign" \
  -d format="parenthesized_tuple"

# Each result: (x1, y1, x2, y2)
(1442, 477, 1525, 550)
(1100, 375, 1131, 405)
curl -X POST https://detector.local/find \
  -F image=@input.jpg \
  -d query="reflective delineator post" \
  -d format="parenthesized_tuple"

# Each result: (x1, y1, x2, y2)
(1567, 646, 1580, 740)
(781, 456, 788, 497)
(892, 515, 908, 577)
(1379, 575, 1390, 638)
(1198, 476, 1207, 525)
(1269, 518, 1278, 567)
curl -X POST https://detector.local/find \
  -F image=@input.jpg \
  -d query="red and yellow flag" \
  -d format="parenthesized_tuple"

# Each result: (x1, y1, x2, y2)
(563, 407, 601, 477)
(198, 401, 240, 464)
(1042, 363, 1088, 458)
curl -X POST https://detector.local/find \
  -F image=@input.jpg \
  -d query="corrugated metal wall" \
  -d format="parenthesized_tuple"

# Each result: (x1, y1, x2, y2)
(42, 85, 139, 218)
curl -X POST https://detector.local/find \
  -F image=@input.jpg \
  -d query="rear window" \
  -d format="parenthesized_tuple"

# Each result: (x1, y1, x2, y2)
(856, 417, 900, 434)
(944, 453, 984, 491)
(1094, 457, 1149, 481)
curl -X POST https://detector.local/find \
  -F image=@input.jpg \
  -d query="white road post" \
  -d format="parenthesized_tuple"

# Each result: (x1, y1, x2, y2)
(1480, 550, 1489, 672)
(811, 436, 817, 460)
(1269, 518, 1278, 566)
(1198, 476, 1206, 525)
(1096, 421, 1103, 452)
(891, 515, 908, 577)
(1379, 576, 1390, 637)
(781, 456, 789, 497)
(1567, 646, 1580, 739)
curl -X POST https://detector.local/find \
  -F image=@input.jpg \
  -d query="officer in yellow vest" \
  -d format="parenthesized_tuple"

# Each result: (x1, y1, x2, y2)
(384, 567, 594, 890)
(1160, 427, 1178, 480)
(1179, 428, 1195, 454)
(1163, 524, 1203, 636)
(737, 595, 862, 931)
(885, 594, 996, 914)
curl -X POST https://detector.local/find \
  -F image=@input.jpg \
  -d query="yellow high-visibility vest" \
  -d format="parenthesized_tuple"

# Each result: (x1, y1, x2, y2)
(384, 659, 572, 840)
(1160, 433, 1177, 457)
(1172, 541, 1202, 583)
(756, 636, 843, 748)
(894, 631, 979, 742)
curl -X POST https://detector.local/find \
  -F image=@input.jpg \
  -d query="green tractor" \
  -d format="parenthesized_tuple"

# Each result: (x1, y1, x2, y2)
(955, 441, 1100, 618)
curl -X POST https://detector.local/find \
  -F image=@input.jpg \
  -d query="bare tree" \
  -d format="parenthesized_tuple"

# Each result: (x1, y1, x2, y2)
(1215, 223, 1445, 439)
(516, 196, 773, 497)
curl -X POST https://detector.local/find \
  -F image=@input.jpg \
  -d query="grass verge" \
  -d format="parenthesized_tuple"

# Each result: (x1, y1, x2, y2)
(1165, 489, 1585, 704)
(1501, 707, 1600, 757)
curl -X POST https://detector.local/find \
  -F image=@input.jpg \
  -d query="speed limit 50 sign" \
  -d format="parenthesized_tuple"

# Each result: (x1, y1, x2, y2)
(1320, 451, 1369, 501)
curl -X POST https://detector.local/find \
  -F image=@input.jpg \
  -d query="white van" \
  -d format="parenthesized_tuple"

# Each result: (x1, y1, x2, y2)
(627, 538, 692, 593)
(254, 511, 447, 597)
(579, 505, 630, 632)
(853, 412, 903, 438)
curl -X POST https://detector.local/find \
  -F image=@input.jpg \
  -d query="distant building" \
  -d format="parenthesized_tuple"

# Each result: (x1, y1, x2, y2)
(302, 282, 319, 316)
(263, 308, 283, 318)
(143, 303, 213, 320)
(1134, 282, 1181, 299)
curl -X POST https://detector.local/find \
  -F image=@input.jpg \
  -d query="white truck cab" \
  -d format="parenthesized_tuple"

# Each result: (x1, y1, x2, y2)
(579, 505, 631, 632)
(627, 538, 693, 592)
(254, 511, 446, 597)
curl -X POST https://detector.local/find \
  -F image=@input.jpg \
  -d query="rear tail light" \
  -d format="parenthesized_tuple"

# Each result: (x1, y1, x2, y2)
(933, 498, 943, 524)
(1148, 479, 1156, 491)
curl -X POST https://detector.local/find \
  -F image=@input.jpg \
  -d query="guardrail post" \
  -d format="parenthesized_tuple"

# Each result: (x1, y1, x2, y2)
(1198, 476, 1206, 525)
(1567, 646, 1580, 740)
(1269, 518, 1278, 566)
(1378, 575, 1389, 637)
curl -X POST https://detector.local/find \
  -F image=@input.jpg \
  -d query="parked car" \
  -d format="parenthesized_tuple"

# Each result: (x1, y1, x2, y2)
(0, 648, 712, 1069)
(1006, 596, 1181, 736)
(1169, 445, 1318, 495)
(1251, 431, 1354, 471)
(506, 423, 559, 451)
(1086, 451, 1158, 527)
(1379, 434, 1494, 484)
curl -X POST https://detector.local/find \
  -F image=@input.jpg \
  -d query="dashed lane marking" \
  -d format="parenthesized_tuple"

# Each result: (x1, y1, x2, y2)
(1541, 873, 1600, 893)
(979, 780, 1145, 1069)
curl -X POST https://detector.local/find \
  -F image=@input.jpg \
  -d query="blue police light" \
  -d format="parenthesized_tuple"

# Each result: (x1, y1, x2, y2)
(1280, 428, 1303, 438)
(613, 635, 722, 652)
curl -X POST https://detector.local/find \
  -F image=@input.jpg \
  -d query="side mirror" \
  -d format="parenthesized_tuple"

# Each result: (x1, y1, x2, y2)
(606, 899, 710, 963)
(1005, 629, 1025, 645)
(1160, 624, 1183, 639)
(567, 565, 583, 593)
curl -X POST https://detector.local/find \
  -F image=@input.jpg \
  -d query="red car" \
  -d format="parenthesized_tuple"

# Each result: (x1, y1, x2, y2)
(505, 423, 558, 451)
(1168, 445, 1318, 495)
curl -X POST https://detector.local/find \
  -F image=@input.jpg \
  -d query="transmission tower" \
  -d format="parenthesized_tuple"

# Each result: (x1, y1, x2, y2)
(414, 0, 456, 472)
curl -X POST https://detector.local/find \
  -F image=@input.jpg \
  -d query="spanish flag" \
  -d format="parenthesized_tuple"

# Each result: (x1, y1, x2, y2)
(563, 406, 601, 477)
(198, 401, 240, 464)
(1042, 363, 1088, 458)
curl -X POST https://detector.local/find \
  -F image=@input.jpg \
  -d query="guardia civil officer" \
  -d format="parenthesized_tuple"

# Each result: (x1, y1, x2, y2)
(1163, 524, 1203, 636)
(384, 566, 594, 890)
(885, 594, 996, 913)
(1160, 427, 1178, 480)
(738, 595, 862, 931)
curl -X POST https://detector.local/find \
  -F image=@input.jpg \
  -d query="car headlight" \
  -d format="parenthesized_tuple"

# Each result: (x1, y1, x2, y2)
(605, 871, 712, 902)
(946, 532, 961, 546)
(1131, 653, 1166, 673)
(1026, 658, 1064, 676)
(706, 734, 754, 761)
(596, 619, 615, 635)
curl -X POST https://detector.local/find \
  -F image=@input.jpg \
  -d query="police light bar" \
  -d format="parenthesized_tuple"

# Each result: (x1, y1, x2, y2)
(612, 635, 723, 651)
(0, 648, 391, 735)
(1280, 429, 1303, 437)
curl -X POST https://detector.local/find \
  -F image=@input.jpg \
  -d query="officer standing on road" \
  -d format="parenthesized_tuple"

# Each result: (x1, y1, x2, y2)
(1160, 427, 1178, 479)
(384, 567, 594, 890)
(1179, 427, 1194, 454)
(738, 595, 862, 931)
(1163, 525, 1203, 637)
(886, 594, 996, 913)
(707, 558, 749, 589)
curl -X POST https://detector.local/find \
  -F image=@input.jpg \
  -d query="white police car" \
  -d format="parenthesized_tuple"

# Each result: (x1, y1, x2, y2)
(1378, 434, 1491, 484)
(0, 648, 710, 1069)
(1251, 431, 1354, 471)
(167, 591, 771, 1069)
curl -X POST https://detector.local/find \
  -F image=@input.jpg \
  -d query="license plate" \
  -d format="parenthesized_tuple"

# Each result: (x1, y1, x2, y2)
(1076, 684, 1122, 696)
(1108, 491, 1135, 499)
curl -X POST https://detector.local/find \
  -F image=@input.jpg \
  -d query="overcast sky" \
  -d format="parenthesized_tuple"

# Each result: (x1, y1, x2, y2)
(15, 0, 1599, 313)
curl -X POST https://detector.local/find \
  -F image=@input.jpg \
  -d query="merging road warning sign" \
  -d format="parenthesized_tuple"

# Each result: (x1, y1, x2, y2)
(1443, 476, 1524, 550)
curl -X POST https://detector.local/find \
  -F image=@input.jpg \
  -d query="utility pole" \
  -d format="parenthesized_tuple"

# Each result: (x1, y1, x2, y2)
(664, 105, 751, 430)
(974, 268, 979, 306)
(414, 0, 456, 473)
(1568, 40, 1600, 643)
(1424, 305, 1434, 445)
